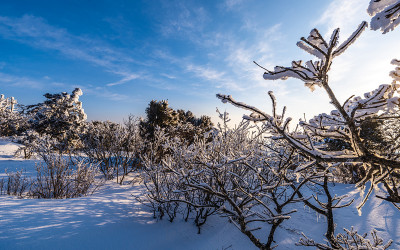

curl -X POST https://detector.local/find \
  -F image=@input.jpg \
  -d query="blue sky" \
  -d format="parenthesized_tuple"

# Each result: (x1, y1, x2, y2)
(1, 0, 400, 124)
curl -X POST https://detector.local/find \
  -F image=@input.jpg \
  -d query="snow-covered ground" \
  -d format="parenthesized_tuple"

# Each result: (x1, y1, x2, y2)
(0, 138, 399, 249)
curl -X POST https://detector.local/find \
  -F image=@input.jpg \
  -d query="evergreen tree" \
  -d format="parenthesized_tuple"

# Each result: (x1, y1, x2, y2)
(140, 100, 213, 142)
(140, 100, 179, 139)
(25, 88, 87, 151)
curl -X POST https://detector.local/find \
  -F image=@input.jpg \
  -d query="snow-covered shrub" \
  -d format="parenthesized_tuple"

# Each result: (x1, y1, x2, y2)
(29, 154, 98, 199)
(328, 116, 390, 184)
(14, 130, 50, 159)
(81, 116, 142, 183)
(139, 112, 314, 247)
(137, 127, 184, 222)
(0, 169, 30, 197)
(0, 154, 98, 199)
(14, 129, 72, 161)
(138, 121, 226, 227)
(298, 227, 393, 249)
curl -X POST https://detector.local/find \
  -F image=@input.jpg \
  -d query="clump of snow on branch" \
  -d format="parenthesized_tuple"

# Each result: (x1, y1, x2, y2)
(368, 0, 400, 33)
(390, 58, 400, 82)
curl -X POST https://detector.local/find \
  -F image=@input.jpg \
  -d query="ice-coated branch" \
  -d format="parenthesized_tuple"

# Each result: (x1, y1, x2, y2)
(368, 0, 400, 33)
(333, 21, 368, 57)
(344, 83, 400, 120)
(258, 22, 368, 92)
(262, 60, 323, 91)
(217, 92, 371, 162)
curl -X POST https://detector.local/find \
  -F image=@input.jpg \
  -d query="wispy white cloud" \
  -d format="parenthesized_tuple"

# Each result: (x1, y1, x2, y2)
(154, 1, 227, 48)
(158, 1, 208, 37)
(143, 1, 286, 95)
(0, 14, 142, 87)
(151, 20, 283, 94)
(221, 24, 283, 89)
(50, 82, 66, 87)
(0, 72, 44, 89)
(314, 0, 397, 91)
(223, 0, 245, 10)
(160, 73, 176, 79)
(186, 64, 225, 81)
(106, 73, 141, 87)
(185, 63, 243, 90)
(316, 0, 369, 37)
(81, 86, 129, 102)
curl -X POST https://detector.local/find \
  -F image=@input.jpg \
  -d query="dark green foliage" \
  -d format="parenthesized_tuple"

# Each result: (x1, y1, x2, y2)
(177, 109, 213, 129)
(323, 138, 352, 151)
(325, 117, 391, 183)
(359, 118, 388, 152)
(140, 100, 213, 142)
(324, 117, 388, 153)
(140, 100, 179, 139)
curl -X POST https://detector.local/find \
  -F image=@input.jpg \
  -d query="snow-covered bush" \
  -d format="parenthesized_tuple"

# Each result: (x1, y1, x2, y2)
(298, 227, 393, 249)
(217, 20, 397, 246)
(14, 128, 77, 161)
(14, 130, 55, 159)
(81, 116, 142, 183)
(0, 94, 26, 136)
(137, 127, 185, 222)
(0, 169, 30, 197)
(139, 112, 318, 248)
(0, 154, 98, 199)
(29, 154, 98, 199)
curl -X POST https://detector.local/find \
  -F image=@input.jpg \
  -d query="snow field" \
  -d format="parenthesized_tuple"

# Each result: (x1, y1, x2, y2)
(0, 138, 398, 249)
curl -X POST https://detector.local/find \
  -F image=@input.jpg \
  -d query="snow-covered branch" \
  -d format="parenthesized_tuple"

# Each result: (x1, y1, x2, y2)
(259, 22, 367, 92)
(368, 0, 400, 33)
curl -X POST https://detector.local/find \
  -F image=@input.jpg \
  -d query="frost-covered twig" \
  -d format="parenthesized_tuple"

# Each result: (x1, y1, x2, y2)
(298, 227, 393, 249)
